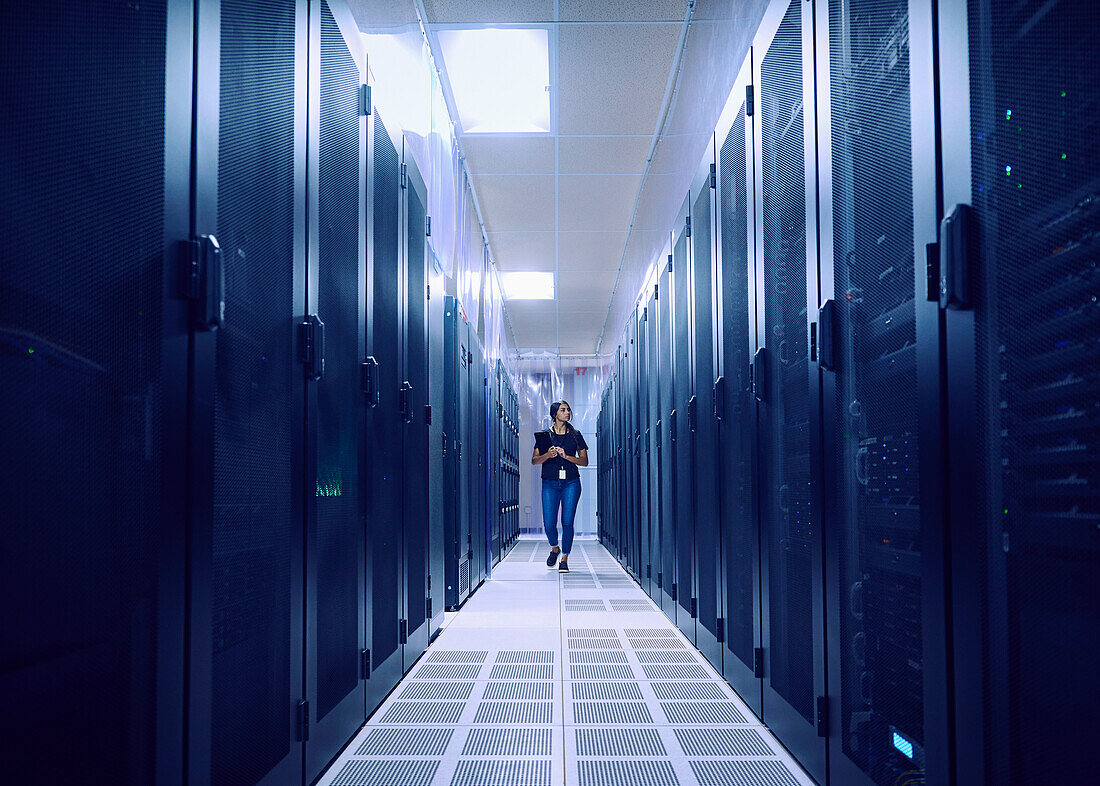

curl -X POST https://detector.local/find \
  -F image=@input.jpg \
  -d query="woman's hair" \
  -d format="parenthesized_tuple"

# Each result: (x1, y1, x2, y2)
(550, 400, 576, 433)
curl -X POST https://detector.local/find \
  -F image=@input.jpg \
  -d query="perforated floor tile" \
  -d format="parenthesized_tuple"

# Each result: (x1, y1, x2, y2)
(576, 760, 679, 786)
(690, 760, 805, 786)
(450, 760, 553, 786)
(329, 759, 440, 786)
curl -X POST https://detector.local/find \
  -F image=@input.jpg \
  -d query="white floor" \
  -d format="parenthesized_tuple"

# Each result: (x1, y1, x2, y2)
(317, 538, 815, 786)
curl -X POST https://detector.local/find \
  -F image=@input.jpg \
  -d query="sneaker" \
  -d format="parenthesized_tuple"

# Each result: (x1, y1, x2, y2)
(558, 558, 569, 572)
(546, 548, 560, 567)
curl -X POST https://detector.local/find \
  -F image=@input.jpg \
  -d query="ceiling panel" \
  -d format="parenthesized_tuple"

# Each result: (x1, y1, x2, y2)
(347, 0, 418, 28)
(559, 0, 687, 23)
(557, 270, 617, 299)
(463, 137, 556, 174)
(486, 231, 556, 271)
(556, 231, 626, 270)
(473, 174, 555, 231)
(557, 23, 680, 134)
(558, 136, 651, 174)
(558, 173, 641, 232)
(423, 0, 553, 24)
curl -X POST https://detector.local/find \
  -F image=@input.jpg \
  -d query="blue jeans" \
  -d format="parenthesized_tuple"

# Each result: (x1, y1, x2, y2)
(542, 478, 581, 555)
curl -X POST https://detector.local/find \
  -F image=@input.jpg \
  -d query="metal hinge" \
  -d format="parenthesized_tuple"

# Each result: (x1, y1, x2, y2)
(426, 283, 431, 300)
(690, 597, 697, 618)
(709, 163, 716, 189)
(400, 162, 407, 188)
(399, 619, 408, 644)
(296, 699, 310, 742)
(746, 84, 754, 117)
(359, 84, 371, 116)
(426, 597, 432, 618)
(754, 647, 764, 678)
(424, 404, 432, 424)
(716, 617, 724, 643)
(816, 696, 829, 737)
(667, 254, 673, 273)
(671, 583, 678, 601)
(299, 315, 325, 381)
(654, 283, 659, 301)
(426, 215, 431, 237)
(361, 649, 371, 679)
(646, 564, 651, 578)
(657, 572, 663, 589)
(685, 214, 692, 238)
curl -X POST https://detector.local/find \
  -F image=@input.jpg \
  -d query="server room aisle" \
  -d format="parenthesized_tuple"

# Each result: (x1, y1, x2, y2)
(318, 538, 814, 786)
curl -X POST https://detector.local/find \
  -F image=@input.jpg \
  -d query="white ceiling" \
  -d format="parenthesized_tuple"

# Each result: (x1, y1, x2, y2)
(350, 0, 770, 357)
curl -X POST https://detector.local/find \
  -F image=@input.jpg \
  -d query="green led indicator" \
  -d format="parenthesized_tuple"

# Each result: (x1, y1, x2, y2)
(1060, 91, 1066, 97)
(1061, 153, 1067, 159)
(1004, 508, 1009, 515)
(27, 347, 35, 354)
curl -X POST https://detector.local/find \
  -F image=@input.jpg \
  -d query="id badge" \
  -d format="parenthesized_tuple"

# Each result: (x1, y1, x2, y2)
(559, 467, 567, 480)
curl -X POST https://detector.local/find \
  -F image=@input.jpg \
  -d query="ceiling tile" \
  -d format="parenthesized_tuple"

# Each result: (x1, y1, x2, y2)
(557, 231, 627, 270)
(487, 231, 556, 271)
(558, 174, 641, 232)
(557, 270, 618, 299)
(423, 0, 553, 24)
(557, 24, 681, 134)
(473, 174, 555, 231)
(558, 136, 651, 174)
(347, 0, 419, 28)
(463, 137, 556, 174)
(559, 0, 687, 22)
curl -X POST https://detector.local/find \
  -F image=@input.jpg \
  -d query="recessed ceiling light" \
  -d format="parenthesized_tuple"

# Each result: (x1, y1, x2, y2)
(500, 271, 554, 300)
(436, 28, 551, 134)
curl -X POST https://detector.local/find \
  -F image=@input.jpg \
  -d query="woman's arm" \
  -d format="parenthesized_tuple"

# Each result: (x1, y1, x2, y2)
(532, 447, 558, 465)
(562, 449, 589, 468)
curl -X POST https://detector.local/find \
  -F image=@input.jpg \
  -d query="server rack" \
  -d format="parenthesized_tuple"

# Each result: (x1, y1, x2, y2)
(400, 150, 430, 672)
(635, 306, 652, 597)
(1, 1, 192, 779)
(427, 259, 446, 638)
(672, 197, 697, 642)
(646, 289, 663, 604)
(443, 297, 471, 609)
(304, 2, 367, 778)
(470, 335, 488, 589)
(940, 1, 1099, 782)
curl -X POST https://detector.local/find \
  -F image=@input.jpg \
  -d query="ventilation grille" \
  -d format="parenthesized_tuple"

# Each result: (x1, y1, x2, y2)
(450, 760, 552, 786)
(571, 664, 635, 680)
(426, 650, 488, 664)
(474, 701, 554, 724)
(628, 638, 687, 650)
(355, 728, 452, 756)
(577, 761, 679, 786)
(571, 682, 643, 700)
(569, 650, 629, 664)
(651, 682, 726, 701)
(495, 650, 554, 663)
(690, 760, 802, 786)
(575, 728, 666, 756)
(574, 702, 653, 724)
(674, 728, 773, 757)
(483, 682, 554, 700)
(462, 728, 553, 756)
(568, 628, 617, 637)
(413, 664, 482, 680)
(569, 638, 623, 650)
(488, 664, 554, 680)
(459, 559, 470, 594)
(609, 600, 656, 611)
(661, 702, 746, 724)
(564, 600, 607, 612)
(625, 629, 677, 638)
(399, 681, 475, 701)
(637, 650, 698, 664)
(380, 701, 465, 724)
(332, 759, 440, 786)
(642, 664, 710, 680)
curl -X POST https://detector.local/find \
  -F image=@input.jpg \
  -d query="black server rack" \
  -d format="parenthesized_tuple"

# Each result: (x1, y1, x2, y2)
(657, 256, 678, 617)
(489, 362, 501, 565)
(305, 2, 367, 778)
(636, 306, 652, 597)
(690, 154, 723, 671)
(400, 152, 430, 672)
(443, 296, 470, 609)
(1, 1, 190, 780)
(427, 263, 446, 638)
(198, 1, 310, 782)
(672, 199, 696, 642)
(365, 109, 406, 711)
(754, 1, 826, 777)
(940, 1, 1099, 782)
(469, 336, 487, 589)
(714, 80, 764, 718)
(646, 290, 663, 604)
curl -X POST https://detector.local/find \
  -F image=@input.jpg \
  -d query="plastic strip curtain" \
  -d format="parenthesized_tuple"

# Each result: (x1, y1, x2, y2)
(516, 355, 613, 537)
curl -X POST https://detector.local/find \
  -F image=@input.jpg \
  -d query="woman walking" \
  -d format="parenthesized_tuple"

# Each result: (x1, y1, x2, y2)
(532, 401, 588, 572)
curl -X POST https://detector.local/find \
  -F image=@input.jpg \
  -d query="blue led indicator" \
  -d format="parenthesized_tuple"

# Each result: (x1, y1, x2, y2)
(893, 731, 914, 760)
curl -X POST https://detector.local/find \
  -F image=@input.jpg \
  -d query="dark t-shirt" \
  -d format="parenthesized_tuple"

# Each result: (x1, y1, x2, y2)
(534, 428, 588, 481)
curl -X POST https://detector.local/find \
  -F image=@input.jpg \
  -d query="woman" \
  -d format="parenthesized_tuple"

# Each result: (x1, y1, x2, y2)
(531, 400, 588, 572)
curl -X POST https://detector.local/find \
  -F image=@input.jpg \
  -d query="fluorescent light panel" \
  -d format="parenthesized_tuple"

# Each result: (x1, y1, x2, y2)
(500, 272, 554, 300)
(436, 28, 550, 134)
